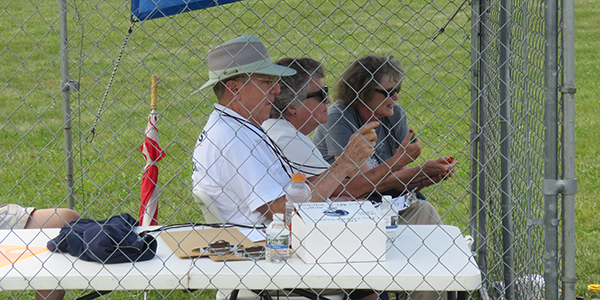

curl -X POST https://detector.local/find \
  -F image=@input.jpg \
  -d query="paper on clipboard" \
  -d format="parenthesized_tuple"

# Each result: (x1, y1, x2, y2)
(236, 227, 266, 243)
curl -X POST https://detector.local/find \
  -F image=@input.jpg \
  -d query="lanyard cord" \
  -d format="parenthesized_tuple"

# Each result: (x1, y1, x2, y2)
(215, 109, 329, 177)
(137, 222, 267, 237)
(215, 108, 294, 178)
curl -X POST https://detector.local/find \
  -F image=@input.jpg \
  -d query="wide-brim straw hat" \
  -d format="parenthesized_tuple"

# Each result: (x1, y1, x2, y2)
(197, 35, 296, 91)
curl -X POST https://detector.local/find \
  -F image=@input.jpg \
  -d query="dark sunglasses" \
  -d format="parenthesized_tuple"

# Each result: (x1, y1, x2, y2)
(303, 86, 329, 102)
(195, 240, 266, 261)
(374, 87, 400, 98)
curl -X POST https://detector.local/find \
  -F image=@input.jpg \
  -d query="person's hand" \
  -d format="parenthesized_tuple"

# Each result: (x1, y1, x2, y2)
(388, 129, 421, 170)
(417, 156, 458, 187)
(338, 122, 379, 169)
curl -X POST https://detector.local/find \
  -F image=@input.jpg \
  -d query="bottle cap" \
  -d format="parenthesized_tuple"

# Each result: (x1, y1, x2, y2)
(382, 195, 393, 204)
(273, 213, 284, 222)
(291, 173, 307, 182)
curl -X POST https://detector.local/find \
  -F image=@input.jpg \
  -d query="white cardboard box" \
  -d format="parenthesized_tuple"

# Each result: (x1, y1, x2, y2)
(291, 201, 386, 264)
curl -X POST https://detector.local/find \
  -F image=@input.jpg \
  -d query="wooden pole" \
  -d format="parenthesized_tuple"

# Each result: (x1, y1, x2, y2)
(151, 75, 158, 110)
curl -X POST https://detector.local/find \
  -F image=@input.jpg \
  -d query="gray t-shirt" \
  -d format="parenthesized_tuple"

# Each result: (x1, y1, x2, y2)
(312, 102, 409, 167)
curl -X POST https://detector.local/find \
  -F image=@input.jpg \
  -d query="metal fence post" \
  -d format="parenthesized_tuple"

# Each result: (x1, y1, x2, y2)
(544, 0, 560, 298)
(59, 0, 75, 209)
(470, 0, 481, 239)
(561, 0, 578, 297)
(477, 0, 490, 286)
(499, 0, 515, 298)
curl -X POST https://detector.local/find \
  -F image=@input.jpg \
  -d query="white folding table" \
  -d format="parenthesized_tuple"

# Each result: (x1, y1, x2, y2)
(0, 227, 191, 291)
(0, 225, 481, 299)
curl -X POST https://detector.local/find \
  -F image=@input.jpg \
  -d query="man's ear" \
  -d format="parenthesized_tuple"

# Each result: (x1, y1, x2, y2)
(287, 106, 298, 116)
(225, 79, 239, 96)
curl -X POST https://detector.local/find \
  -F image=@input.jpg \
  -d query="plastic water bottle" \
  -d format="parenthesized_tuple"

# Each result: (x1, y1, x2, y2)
(266, 213, 290, 263)
(285, 173, 311, 229)
(379, 195, 398, 241)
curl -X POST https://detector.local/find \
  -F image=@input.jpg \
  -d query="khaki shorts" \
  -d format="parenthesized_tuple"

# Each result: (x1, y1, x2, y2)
(0, 204, 35, 230)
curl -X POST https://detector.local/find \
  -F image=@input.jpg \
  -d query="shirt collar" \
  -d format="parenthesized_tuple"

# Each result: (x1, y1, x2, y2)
(214, 103, 247, 120)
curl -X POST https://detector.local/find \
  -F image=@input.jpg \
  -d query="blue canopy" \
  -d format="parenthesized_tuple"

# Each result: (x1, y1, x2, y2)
(131, 0, 242, 22)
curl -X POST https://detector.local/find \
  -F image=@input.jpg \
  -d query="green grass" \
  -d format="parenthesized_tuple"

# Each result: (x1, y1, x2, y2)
(0, 0, 596, 299)
(573, 0, 600, 298)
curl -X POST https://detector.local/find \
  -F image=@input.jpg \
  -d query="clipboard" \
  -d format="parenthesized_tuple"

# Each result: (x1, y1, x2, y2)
(159, 227, 264, 261)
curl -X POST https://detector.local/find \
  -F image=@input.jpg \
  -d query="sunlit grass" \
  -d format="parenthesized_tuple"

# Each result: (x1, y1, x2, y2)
(573, 0, 600, 298)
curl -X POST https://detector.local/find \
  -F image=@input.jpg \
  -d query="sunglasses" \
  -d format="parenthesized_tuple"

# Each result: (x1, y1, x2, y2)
(195, 240, 266, 261)
(374, 87, 400, 98)
(303, 86, 329, 102)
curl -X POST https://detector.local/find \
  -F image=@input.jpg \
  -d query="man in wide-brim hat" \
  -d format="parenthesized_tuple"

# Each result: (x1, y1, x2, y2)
(192, 35, 296, 226)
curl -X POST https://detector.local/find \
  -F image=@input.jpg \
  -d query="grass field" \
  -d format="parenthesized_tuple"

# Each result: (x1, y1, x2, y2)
(0, 0, 597, 299)
(573, 0, 600, 298)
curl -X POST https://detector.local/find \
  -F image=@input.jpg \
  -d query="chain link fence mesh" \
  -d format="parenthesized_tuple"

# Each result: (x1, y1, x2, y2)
(0, 0, 568, 299)
(475, 0, 560, 298)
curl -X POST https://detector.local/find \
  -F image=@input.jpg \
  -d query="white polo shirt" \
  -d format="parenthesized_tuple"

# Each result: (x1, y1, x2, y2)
(262, 118, 330, 176)
(192, 104, 290, 226)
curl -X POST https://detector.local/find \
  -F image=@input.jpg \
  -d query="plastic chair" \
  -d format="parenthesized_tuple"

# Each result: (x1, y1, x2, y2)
(192, 189, 226, 224)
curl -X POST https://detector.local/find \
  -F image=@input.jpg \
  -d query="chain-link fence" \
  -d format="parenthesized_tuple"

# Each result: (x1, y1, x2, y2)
(0, 0, 575, 299)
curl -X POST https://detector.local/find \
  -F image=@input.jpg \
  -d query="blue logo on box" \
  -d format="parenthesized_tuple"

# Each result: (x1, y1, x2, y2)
(323, 209, 349, 217)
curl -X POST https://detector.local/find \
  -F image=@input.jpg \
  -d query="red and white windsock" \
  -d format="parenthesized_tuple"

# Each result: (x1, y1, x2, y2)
(139, 75, 166, 226)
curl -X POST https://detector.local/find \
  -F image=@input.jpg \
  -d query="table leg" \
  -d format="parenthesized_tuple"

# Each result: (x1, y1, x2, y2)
(76, 290, 111, 300)
(252, 290, 273, 300)
(228, 289, 240, 300)
(448, 291, 456, 300)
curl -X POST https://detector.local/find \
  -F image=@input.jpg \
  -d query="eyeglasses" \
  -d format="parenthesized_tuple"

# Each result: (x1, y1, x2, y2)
(199, 242, 266, 261)
(374, 87, 400, 98)
(237, 76, 279, 90)
(254, 76, 279, 87)
(195, 239, 266, 261)
(198, 240, 234, 255)
(303, 86, 329, 102)
(235, 245, 265, 260)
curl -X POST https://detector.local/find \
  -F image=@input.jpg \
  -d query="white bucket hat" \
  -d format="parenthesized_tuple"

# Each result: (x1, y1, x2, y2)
(198, 35, 297, 91)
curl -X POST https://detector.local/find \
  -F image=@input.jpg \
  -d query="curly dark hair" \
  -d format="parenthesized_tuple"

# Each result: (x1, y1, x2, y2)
(271, 58, 326, 118)
(336, 55, 403, 109)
